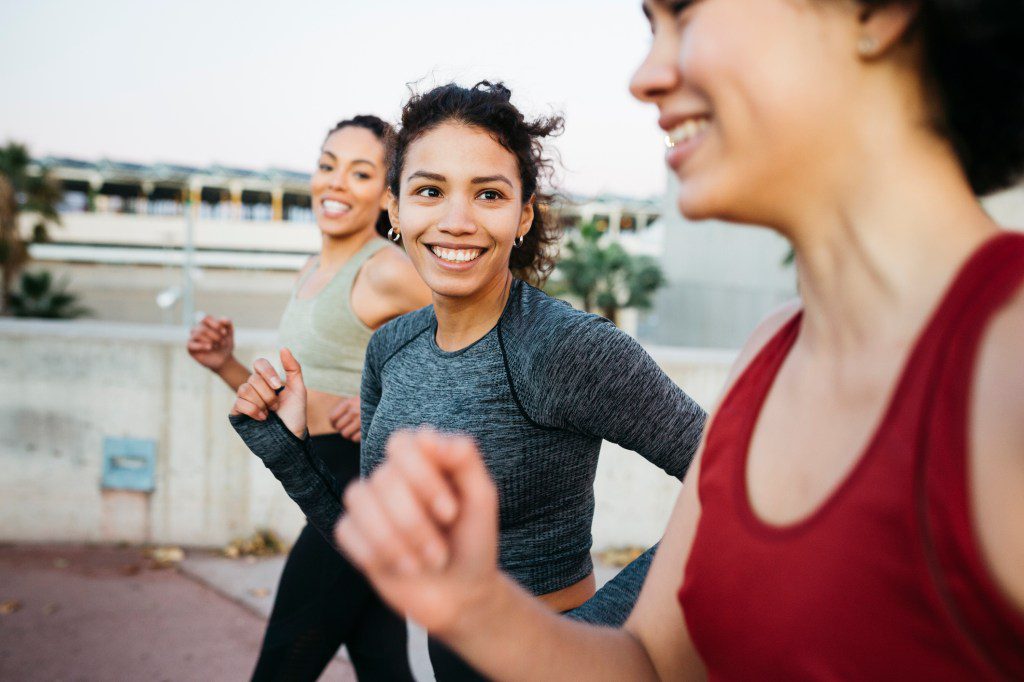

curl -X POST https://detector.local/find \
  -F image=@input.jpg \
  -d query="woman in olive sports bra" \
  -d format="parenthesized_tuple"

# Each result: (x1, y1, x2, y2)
(186, 115, 430, 681)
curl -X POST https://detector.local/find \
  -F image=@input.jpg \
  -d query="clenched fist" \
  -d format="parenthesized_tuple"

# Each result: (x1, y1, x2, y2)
(230, 348, 308, 439)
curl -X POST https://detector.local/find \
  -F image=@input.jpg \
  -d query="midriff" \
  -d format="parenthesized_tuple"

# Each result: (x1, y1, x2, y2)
(538, 572, 596, 612)
(306, 388, 351, 437)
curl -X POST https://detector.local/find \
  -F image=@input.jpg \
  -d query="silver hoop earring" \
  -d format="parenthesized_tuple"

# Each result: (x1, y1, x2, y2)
(387, 227, 401, 242)
(514, 235, 525, 248)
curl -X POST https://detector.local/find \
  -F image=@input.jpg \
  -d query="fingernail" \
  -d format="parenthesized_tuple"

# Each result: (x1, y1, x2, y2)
(270, 376, 282, 389)
(259, 411, 268, 420)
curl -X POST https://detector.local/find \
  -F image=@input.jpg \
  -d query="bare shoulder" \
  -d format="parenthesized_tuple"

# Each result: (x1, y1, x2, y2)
(364, 245, 422, 291)
(970, 284, 1024, 611)
(359, 244, 432, 313)
(726, 299, 802, 388)
(975, 285, 1024, 425)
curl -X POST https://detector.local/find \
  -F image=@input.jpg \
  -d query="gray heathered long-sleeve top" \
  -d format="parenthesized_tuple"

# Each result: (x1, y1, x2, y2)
(230, 279, 706, 624)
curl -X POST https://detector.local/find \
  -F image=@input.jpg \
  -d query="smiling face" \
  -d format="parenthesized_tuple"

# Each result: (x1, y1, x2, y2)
(631, 0, 865, 226)
(390, 122, 533, 300)
(311, 126, 388, 238)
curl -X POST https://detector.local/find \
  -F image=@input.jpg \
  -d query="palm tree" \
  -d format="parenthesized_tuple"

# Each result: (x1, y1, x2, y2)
(0, 142, 63, 315)
(8, 270, 90, 319)
(552, 221, 666, 327)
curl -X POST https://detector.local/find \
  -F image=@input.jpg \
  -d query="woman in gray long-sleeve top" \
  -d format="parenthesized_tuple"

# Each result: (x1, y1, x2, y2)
(230, 81, 707, 681)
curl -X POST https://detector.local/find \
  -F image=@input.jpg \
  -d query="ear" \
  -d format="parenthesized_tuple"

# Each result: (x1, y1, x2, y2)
(379, 188, 390, 211)
(517, 195, 535, 241)
(857, 1, 921, 58)
(386, 190, 399, 229)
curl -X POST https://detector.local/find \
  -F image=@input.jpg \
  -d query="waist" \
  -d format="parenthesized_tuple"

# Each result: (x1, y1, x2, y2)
(538, 572, 595, 612)
(307, 388, 355, 436)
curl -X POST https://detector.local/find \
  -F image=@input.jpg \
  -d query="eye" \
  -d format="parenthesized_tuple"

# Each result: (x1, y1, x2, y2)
(478, 189, 503, 201)
(415, 187, 442, 198)
(318, 163, 333, 172)
(354, 171, 372, 180)
(669, 0, 695, 15)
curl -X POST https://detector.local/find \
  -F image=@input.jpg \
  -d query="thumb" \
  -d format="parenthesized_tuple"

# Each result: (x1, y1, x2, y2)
(280, 348, 304, 385)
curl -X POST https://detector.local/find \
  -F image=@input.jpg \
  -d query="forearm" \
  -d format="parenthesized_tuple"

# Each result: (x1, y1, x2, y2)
(229, 413, 345, 553)
(215, 356, 250, 392)
(443, 574, 661, 682)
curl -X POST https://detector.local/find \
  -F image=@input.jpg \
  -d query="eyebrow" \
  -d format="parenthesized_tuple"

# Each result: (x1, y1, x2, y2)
(407, 170, 446, 183)
(319, 150, 377, 168)
(406, 171, 514, 189)
(472, 174, 513, 188)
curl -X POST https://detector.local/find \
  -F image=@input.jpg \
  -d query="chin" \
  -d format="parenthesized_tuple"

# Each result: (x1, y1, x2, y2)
(422, 273, 480, 300)
(317, 220, 361, 238)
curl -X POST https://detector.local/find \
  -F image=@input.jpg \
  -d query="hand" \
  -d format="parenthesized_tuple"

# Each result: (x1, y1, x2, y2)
(187, 315, 235, 371)
(229, 348, 308, 438)
(336, 429, 501, 635)
(329, 397, 362, 442)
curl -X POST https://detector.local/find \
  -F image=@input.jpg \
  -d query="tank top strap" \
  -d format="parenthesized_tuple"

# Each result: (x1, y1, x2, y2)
(917, 231, 1024, 677)
(699, 308, 802, 487)
(340, 237, 389, 278)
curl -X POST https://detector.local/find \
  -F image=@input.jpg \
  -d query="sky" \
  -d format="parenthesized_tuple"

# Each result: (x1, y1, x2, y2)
(0, 0, 668, 198)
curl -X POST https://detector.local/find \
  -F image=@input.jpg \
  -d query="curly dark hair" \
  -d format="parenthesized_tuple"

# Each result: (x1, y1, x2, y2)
(387, 81, 564, 286)
(861, 0, 1024, 195)
(325, 114, 395, 238)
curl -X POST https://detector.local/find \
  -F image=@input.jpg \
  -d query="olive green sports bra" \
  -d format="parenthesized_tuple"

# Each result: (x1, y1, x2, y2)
(277, 238, 389, 397)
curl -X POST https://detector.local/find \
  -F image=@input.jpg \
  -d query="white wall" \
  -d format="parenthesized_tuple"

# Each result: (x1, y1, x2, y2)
(1, 320, 731, 551)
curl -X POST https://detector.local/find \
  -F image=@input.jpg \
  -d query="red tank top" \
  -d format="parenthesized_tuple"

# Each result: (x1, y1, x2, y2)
(679, 232, 1024, 680)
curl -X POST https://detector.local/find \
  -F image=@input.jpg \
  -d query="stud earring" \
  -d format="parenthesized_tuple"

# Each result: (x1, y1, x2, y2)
(857, 35, 879, 56)
(387, 227, 401, 242)
(514, 235, 525, 248)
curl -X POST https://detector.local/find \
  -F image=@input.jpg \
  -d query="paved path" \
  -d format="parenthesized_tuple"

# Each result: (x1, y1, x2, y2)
(180, 552, 620, 682)
(0, 545, 354, 681)
(1, 544, 621, 681)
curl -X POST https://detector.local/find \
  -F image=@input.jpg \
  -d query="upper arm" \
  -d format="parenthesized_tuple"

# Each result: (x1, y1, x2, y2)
(971, 288, 1024, 611)
(537, 318, 706, 479)
(359, 247, 432, 327)
(621, 300, 803, 679)
(624, 444, 707, 681)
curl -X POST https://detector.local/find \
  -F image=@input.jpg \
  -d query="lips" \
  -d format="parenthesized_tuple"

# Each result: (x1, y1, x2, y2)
(429, 245, 484, 263)
(320, 198, 352, 218)
(664, 116, 711, 149)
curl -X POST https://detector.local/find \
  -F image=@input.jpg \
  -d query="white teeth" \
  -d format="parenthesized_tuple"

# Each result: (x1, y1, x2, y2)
(322, 199, 351, 213)
(665, 117, 711, 148)
(430, 246, 483, 263)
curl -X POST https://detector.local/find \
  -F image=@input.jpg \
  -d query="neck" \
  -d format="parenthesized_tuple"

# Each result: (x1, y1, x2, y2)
(433, 271, 515, 351)
(318, 225, 377, 270)
(783, 129, 998, 357)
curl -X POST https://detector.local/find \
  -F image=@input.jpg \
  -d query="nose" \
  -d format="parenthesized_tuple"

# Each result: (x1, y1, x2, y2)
(437, 196, 478, 236)
(629, 31, 681, 104)
(327, 168, 348, 192)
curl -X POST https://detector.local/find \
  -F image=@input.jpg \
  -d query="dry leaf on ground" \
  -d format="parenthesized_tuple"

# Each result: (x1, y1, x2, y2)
(1, 599, 22, 614)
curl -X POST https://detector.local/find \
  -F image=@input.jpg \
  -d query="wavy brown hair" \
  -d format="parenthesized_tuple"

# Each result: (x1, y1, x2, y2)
(387, 81, 564, 286)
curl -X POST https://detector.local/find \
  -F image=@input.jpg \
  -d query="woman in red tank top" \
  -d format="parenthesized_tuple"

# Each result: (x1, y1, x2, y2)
(324, 1, 1024, 679)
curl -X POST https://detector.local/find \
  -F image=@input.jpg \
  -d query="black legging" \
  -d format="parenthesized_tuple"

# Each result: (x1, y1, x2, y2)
(251, 434, 413, 681)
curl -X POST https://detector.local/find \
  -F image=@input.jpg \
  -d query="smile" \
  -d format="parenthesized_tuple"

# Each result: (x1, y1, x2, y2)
(429, 245, 485, 264)
(664, 116, 711, 149)
(321, 199, 352, 217)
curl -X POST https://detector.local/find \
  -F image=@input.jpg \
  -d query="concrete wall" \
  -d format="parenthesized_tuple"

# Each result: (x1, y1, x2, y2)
(1, 320, 732, 552)
(642, 181, 1024, 350)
